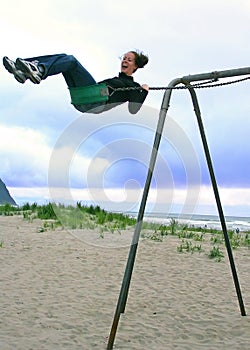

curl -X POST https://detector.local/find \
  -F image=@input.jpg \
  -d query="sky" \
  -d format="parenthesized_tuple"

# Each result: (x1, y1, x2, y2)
(1, 0, 250, 218)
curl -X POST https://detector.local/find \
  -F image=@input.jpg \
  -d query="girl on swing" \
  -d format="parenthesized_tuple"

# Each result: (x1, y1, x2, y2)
(3, 51, 149, 114)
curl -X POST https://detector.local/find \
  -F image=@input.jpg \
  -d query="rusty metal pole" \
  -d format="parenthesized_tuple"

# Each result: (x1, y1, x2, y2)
(107, 66, 250, 349)
(106, 78, 182, 350)
(185, 84, 246, 316)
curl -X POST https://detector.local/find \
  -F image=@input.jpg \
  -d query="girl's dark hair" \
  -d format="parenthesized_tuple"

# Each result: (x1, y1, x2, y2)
(131, 50, 149, 71)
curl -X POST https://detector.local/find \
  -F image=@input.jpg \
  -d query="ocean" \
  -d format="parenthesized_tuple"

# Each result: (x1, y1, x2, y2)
(129, 212, 250, 232)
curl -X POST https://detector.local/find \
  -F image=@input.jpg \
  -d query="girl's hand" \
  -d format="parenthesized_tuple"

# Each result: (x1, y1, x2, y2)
(141, 84, 149, 91)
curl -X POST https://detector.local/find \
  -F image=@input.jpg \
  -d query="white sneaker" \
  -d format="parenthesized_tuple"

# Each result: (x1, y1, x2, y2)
(16, 58, 42, 84)
(3, 56, 27, 83)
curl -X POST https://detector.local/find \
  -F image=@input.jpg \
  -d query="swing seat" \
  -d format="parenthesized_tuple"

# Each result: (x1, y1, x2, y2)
(69, 83, 109, 105)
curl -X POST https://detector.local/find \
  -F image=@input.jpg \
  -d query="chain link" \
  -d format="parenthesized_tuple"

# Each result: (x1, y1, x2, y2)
(109, 76, 250, 94)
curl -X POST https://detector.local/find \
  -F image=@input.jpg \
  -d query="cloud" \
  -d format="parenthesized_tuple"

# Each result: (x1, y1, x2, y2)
(1, 0, 250, 216)
(10, 185, 250, 218)
(0, 125, 51, 186)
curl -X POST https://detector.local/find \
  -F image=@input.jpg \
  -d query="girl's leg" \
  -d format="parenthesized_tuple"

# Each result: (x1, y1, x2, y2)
(19, 53, 96, 87)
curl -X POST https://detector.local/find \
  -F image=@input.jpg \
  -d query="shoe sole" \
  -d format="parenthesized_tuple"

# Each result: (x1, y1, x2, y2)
(16, 58, 41, 84)
(3, 57, 26, 83)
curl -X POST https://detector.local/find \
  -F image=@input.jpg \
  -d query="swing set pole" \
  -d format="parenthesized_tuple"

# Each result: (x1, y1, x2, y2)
(185, 84, 246, 317)
(181, 66, 250, 82)
(107, 66, 250, 349)
(106, 78, 181, 350)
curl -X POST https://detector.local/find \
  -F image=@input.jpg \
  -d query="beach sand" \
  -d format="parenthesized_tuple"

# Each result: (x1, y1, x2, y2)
(0, 215, 249, 349)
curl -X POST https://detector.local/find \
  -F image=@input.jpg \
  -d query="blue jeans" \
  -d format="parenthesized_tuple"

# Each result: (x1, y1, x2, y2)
(26, 53, 96, 87)
(25, 53, 107, 112)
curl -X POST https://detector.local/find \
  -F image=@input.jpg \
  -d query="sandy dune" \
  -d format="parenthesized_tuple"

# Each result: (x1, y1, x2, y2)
(0, 216, 249, 349)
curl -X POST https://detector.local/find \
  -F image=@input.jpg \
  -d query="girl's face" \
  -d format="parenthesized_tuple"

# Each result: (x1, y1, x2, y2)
(121, 52, 138, 76)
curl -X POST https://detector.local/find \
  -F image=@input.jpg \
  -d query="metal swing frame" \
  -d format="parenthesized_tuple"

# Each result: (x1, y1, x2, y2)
(106, 66, 250, 349)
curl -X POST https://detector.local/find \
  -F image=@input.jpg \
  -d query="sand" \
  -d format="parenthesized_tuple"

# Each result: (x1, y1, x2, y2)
(0, 215, 249, 350)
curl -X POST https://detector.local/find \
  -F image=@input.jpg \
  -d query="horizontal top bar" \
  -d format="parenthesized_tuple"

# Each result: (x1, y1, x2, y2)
(160, 66, 250, 111)
(181, 66, 250, 83)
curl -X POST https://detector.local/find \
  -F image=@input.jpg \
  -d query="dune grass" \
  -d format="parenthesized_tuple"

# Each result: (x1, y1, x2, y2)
(0, 202, 249, 260)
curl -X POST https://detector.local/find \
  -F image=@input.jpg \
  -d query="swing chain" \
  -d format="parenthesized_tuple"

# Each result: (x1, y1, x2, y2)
(110, 76, 250, 93)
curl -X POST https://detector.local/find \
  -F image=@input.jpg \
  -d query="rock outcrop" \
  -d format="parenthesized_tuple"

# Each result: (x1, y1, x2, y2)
(0, 179, 17, 206)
